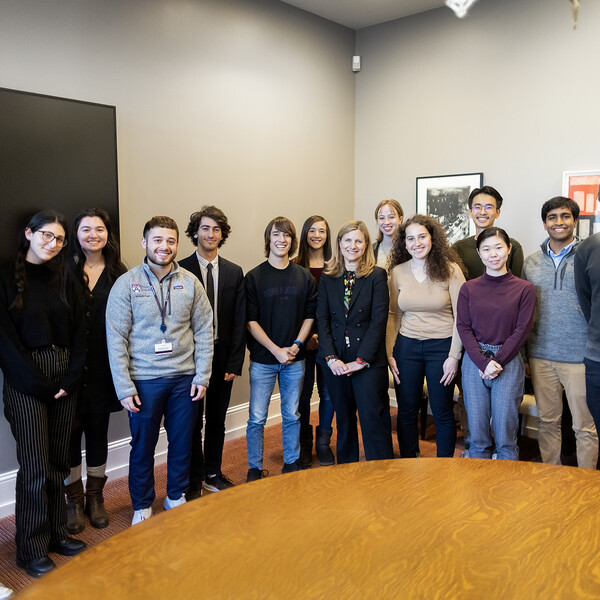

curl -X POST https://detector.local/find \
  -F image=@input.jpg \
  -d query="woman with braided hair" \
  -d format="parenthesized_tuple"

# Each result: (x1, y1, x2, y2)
(0, 210, 86, 577)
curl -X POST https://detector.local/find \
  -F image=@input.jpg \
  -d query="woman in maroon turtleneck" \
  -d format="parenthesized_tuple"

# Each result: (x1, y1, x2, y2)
(457, 227, 536, 461)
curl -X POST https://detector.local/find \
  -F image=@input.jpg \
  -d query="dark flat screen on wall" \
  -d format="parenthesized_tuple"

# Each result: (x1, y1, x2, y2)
(0, 87, 119, 263)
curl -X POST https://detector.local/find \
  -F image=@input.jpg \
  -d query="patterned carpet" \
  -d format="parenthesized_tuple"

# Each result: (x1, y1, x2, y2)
(0, 408, 466, 594)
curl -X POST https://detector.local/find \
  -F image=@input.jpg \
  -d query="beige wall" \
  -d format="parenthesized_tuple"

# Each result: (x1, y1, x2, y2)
(354, 0, 600, 257)
(0, 0, 355, 467)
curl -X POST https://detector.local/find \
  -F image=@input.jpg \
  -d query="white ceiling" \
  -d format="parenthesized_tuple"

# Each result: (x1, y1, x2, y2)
(279, 0, 447, 29)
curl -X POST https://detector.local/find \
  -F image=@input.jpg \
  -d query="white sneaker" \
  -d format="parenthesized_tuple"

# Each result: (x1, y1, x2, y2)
(0, 582, 14, 599)
(131, 507, 153, 525)
(164, 494, 186, 510)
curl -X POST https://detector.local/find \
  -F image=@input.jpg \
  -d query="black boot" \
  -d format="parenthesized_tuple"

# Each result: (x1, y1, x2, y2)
(315, 426, 335, 466)
(85, 475, 109, 529)
(65, 479, 85, 534)
(299, 425, 313, 467)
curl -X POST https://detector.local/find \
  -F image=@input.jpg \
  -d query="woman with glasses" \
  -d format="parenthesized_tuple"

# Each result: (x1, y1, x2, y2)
(293, 215, 335, 466)
(457, 227, 536, 460)
(317, 221, 394, 463)
(387, 215, 466, 458)
(64, 209, 126, 534)
(0, 211, 86, 577)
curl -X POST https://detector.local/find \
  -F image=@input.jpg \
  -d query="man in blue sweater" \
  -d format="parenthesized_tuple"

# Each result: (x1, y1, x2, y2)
(523, 197, 598, 468)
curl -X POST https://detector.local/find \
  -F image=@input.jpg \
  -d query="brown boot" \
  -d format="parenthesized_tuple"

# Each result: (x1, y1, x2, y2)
(65, 479, 85, 534)
(85, 475, 109, 529)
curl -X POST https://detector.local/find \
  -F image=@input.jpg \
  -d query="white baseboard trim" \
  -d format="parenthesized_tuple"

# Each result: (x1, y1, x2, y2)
(0, 391, 310, 519)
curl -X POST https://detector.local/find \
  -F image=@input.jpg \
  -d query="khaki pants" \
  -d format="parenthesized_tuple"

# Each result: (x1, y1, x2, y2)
(530, 358, 598, 469)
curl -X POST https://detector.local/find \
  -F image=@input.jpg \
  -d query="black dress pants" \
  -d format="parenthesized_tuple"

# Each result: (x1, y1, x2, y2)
(324, 363, 393, 463)
(189, 347, 234, 482)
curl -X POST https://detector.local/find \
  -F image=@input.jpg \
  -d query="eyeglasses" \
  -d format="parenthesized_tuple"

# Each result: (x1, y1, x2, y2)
(36, 230, 67, 247)
(471, 204, 495, 213)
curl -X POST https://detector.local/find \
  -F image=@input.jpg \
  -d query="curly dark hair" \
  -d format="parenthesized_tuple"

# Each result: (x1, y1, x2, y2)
(389, 214, 465, 282)
(69, 208, 127, 289)
(185, 206, 231, 247)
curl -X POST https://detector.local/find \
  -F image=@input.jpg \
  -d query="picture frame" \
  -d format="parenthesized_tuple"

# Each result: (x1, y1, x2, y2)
(416, 172, 483, 244)
(562, 170, 600, 239)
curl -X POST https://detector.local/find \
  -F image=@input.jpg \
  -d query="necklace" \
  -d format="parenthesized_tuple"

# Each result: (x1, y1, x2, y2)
(85, 259, 105, 270)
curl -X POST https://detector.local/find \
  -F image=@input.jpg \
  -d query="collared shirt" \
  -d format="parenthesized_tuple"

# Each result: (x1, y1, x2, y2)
(547, 238, 576, 268)
(196, 251, 219, 340)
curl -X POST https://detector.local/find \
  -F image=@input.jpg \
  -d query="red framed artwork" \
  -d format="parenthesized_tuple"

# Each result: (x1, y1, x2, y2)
(562, 170, 600, 239)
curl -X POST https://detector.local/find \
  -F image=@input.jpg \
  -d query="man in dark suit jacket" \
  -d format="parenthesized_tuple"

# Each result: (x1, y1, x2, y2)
(179, 206, 246, 496)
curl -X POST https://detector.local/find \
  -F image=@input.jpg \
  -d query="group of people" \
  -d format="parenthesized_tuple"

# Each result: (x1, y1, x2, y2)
(1, 184, 600, 583)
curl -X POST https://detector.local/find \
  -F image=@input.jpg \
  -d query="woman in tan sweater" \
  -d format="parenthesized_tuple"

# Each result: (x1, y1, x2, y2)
(387, 215, 466, 457)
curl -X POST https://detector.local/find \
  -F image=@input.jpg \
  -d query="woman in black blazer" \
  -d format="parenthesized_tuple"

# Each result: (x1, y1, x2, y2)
(317, 220, 394, 463)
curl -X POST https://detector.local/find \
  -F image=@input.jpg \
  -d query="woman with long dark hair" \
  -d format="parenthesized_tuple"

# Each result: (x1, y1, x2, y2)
(294, 215, 335, 465)
(0, 210, 86, 577)
(387, 215, 465, 458)
(317, 220, 393, 463)
(457, 227, 536, 460)
(65, 208, 126, 533)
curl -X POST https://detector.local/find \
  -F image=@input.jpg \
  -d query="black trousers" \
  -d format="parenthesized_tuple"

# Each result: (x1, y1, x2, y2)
(3, 347, 76, 561)
(68, 408, 111, 468)
(189, 347, 234, 483)
(323, 363, 394, 463)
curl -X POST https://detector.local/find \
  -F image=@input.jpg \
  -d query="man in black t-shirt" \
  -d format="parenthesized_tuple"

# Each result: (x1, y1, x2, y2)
(244, 217, 317, 481)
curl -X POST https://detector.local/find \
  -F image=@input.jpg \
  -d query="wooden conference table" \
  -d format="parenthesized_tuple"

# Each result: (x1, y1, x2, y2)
(20, 459, 600, 599)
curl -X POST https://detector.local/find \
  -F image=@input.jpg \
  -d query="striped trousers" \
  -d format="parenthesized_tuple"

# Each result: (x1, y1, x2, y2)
(3, 346, 76, 561)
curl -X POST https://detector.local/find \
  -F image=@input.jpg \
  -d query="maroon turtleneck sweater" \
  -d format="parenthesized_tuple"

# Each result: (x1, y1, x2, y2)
(456, 270, 536, 372)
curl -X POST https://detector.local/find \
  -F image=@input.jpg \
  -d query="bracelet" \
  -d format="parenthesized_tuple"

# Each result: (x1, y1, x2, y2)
(293, 339, 304, 347)
(326, 355, 339, 365)
(356, 357, 370, 368)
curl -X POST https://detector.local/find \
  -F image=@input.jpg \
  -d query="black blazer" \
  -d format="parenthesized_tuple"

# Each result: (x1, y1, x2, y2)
(316, 266, 389, 368)
(178, 252, 246, 375)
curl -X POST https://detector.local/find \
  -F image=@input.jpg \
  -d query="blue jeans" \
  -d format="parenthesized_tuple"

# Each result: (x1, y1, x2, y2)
(246, 360, 305, 469)
(298, 349, 335, 436)
(393, 335, 457, 458)
(129, 375, 197, 509)
(462, 344, 524, 461)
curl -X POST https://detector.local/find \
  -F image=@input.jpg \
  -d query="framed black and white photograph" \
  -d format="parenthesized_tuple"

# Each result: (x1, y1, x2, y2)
(416, 172, 483, 244)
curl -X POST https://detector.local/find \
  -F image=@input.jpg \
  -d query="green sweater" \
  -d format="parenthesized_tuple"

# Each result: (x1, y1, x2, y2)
(453, 235, 524, 280)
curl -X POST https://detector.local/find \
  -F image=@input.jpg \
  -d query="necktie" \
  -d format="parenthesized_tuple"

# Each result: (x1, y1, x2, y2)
(206, 263, 215, 311)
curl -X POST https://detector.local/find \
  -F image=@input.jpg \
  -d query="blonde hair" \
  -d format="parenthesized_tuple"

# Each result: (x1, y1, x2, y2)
(325, 220, 375, 278)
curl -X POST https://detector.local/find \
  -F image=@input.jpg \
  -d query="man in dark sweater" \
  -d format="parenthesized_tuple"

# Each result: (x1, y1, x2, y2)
(575, 211, 600, 455)
(523, 197, 597, 469)
(245, 216, 318, 481)
(452, 185, 524, 456)
(453, 186, 524, 279)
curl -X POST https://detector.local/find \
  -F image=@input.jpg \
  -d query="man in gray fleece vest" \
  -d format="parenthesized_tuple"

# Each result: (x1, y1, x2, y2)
(106, 216, 213, 525)
(523, 197, 598, 469)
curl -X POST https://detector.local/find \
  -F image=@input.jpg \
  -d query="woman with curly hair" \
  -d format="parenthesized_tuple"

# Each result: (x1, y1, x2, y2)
(0, 210, 86, 577)
(65, 208, 126, 533)
(387, 214, 465, 458)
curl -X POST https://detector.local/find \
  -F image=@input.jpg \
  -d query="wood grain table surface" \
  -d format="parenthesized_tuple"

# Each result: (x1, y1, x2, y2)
(20, 459, 600, 599)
